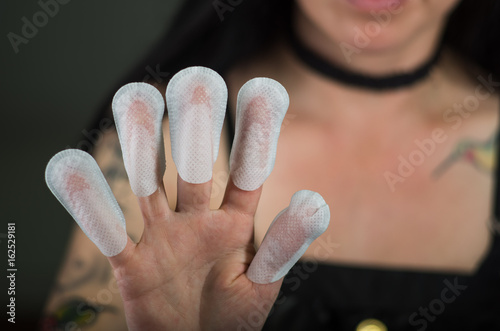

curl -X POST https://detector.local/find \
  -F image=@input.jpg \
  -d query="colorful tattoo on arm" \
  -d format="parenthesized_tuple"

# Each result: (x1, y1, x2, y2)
(433, 133, 497, 178)
(40, 297, 117, 331)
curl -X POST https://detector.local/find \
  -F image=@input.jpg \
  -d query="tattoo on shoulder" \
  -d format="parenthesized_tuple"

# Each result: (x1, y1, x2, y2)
(433, 132, 497, 178)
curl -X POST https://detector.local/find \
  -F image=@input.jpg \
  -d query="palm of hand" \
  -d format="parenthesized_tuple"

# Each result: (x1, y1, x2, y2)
(113, 185, 280, 331)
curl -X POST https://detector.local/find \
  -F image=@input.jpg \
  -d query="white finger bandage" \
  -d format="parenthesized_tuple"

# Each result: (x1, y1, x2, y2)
(230, 78, 289, 191)
(166, 66, 227, 184)
(45, 149, 127, 257)
(112, 82, 166, 197)
(247, 190, 330, 284)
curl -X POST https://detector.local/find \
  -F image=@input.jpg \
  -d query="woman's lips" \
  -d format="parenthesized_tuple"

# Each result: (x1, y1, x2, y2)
(346, 0, 406, 11)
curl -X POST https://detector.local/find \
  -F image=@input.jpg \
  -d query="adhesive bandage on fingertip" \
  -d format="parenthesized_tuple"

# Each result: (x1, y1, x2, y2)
(230, 78, 289, 191)
(45, 149, 127, 257)
(247, 190, 330, 284)
(112, 82, 166, 197)
(166, 67, 228, 184)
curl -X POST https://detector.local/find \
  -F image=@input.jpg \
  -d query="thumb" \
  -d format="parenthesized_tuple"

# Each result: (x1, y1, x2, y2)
(246, 190, 330, 284)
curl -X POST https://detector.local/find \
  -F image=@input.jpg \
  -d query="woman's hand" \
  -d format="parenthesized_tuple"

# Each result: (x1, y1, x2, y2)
(45, 67, 330, 331)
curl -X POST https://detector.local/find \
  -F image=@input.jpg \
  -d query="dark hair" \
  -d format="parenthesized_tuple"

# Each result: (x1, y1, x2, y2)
(444, 0, 500, 77)
(129, 0, 293, 81)
(84, 0, 500, 151)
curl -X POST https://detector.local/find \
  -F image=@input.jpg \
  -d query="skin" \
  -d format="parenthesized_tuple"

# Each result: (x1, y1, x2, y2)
(242, 0, 497, 271)
(43, 0, 499, 329)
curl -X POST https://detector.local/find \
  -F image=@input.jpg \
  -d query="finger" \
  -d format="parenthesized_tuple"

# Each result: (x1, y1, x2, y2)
(112, 82, 170, 219)
(165, 67, 227, 211)
(45, 149, 133, 259)
(222, 78, 289, 214)
(246, 190, 330, 284)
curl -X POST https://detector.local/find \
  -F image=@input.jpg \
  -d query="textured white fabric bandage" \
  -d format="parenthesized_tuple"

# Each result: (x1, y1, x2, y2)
(112, 82, 166, 197)
(165, 67, 227, 184)
(247, 190, 330, 284)
(229, 78, 289, 191)
(45, 149, 127, 257)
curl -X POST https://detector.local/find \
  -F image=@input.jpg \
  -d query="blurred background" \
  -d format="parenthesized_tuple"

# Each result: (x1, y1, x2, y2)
(0, 0, 182, 328)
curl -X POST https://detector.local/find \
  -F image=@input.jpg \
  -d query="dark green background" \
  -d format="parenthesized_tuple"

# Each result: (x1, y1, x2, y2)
(1, 0, 182, 328)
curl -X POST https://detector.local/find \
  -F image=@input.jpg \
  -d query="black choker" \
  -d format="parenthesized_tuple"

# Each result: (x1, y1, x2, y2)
(289, 30, 442, 91)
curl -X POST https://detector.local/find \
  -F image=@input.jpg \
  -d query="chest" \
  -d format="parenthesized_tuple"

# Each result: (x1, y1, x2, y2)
(253, 117, 494, 272)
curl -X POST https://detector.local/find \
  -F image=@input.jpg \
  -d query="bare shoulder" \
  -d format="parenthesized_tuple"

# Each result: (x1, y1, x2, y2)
(440, 48, 499, 135)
